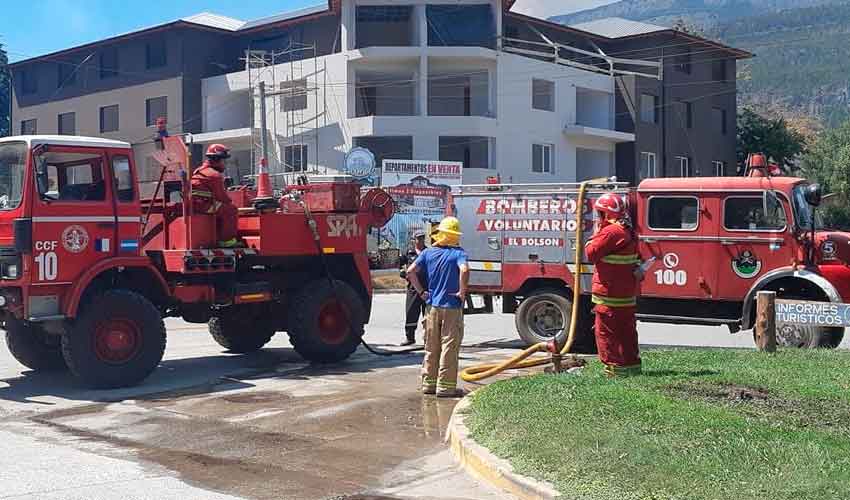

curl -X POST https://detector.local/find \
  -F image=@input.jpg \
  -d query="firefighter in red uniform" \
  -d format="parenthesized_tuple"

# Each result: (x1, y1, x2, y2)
(191, 144, 240, 248)
(585, 193, 643, 377)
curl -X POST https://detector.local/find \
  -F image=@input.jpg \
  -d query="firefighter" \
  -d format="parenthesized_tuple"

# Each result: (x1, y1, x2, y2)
(191, 144, 240, 248)
(585, 193, 643, 377)
(407, 217, 469, 397)
(399, 231, 428, 346)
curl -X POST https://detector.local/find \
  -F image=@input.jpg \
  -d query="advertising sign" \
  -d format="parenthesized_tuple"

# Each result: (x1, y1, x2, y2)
(344, 147, 378, 186)
(775, 299, 850, 328)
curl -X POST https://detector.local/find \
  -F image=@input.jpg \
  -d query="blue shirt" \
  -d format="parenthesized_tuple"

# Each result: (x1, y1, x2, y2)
(414, 246, 468, 309)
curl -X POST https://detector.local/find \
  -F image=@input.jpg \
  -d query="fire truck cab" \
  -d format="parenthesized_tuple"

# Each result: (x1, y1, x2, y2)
(455, 175, 850, 350)
(0, 135, 391, 388)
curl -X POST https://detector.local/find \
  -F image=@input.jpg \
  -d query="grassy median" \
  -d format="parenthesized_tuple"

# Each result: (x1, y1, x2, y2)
(466, 349, 850, 500)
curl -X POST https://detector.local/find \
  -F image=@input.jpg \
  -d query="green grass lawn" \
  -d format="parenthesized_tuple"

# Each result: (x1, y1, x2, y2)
(466, 349, 850, 500)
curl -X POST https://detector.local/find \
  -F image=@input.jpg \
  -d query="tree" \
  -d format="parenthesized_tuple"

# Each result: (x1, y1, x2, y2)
(0, 41, 8, 137)
(800, 120, 850, 229)
(672, 18, 706, 37)
(736, 107, 806, 173)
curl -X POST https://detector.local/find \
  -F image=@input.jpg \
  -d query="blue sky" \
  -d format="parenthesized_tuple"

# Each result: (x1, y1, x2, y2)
(2, 0, 616, 63)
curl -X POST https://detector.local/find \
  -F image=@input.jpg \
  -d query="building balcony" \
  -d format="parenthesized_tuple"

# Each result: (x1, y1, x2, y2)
(564, 124, 635, 143)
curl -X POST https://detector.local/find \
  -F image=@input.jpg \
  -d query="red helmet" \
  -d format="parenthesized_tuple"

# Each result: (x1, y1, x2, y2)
(594, 193, 625, 218)
(205, 144, 231, 160)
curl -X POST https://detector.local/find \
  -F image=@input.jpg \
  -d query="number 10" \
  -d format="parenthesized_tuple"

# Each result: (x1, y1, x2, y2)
(35, 252, 58, 281)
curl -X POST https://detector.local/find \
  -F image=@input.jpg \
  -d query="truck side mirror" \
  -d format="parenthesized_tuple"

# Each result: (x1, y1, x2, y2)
(804, 183, 823, 207)
(34, 156, 51, 200)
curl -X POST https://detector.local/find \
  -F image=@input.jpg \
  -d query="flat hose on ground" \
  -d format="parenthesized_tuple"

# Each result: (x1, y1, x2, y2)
(460, 177, 611, 383)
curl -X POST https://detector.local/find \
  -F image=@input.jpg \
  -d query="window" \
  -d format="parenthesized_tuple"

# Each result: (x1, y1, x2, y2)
(20, 119, 37, 135)
(640, 94, 658, 123)
(427, 4, 495, 48)
(714, 107, 728, 135)
(100, 105, 119, 133)
(112, 156, 134, 202)
(58, 112, 76, 135)
(280, 79, 308, 112)
(712, 60, 728, 82)
(146, 96, 167, 127)
(532, 144, 553, 174)
(648, 197, 699, 231)
(532, 79, 554, 112)
(675, 50, 692, 74)
(640, 152, 657, 180)
(676, 156, 691, 177)
(713, 161, 726, 177)
(429, 72, 490, 117)
(284, 145, 308, 172)
(99, 47, 119, 79)
(20, 69, 37, 95)
(678, 101, 693, 128)
(57, 61, 77, 88)
(146, 39, 167, 69)
(353, 136, 413, 169)
(355, 72, 416, 117)
(356, 5, 415, 47)
(35, 151, 106, 202)
(724, 196, 787, 231)
(439, 137, 491, 169)
(0, 143, 28, 210)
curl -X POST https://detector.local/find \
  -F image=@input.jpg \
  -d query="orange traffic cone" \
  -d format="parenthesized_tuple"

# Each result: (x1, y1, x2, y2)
(253, 158, 277, 211)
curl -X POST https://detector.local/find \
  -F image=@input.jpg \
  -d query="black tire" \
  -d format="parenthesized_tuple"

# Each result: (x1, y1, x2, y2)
(771, 323, 844, 349)
(62, 290, 166, 389)
(4, 318, 66, 371)
(514, 289, 597, 353)
(209, 306, 276, 353)
(288, 279, 365, 363)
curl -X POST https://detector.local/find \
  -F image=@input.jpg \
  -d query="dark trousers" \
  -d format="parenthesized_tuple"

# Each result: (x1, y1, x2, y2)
(405, 287, 427, 339)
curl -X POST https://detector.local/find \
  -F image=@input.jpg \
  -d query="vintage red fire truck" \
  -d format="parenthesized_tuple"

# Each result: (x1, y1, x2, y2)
(455, 174, 850, 350)
(0, 135, 392, 388)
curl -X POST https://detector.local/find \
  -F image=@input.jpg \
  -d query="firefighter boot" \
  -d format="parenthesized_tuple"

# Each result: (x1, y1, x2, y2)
(401, 329, 416, 346)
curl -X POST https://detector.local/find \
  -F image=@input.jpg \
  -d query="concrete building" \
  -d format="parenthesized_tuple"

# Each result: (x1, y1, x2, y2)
(9, 2, 748, 188)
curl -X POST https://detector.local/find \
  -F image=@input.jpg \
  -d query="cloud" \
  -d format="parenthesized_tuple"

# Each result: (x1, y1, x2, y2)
(512, 0, 620, 19)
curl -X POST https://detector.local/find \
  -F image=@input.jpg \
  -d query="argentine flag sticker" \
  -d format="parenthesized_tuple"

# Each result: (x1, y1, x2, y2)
(120, 239, 140, 252)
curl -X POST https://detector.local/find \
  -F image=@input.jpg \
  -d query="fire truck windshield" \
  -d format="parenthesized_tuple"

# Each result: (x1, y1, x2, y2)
(0, 143, 26, 210)
(793, 183, 827, 230)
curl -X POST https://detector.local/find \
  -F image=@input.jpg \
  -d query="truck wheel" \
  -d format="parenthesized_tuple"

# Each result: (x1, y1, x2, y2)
(773, 323, 844, 349)
(4, 319, 66, 371)
(62, 290, 166, 389)
(288, 279, 365, 363)
(515, 289, 596, 353)
(209, 306, 276, 353)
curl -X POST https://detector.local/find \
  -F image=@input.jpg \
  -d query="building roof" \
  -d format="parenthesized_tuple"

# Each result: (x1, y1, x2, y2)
(181, 12, 246, 31)
(571, 17, 667, 39)
(240, 4, 332, 31)
(0, 135, 132, 149)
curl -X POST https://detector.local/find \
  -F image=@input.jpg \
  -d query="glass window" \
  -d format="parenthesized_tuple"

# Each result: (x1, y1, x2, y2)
(713, 60, 728, 82)
(146, 39, 167, 69)
(675, 50, 691, 73)
(677, 101, 693, 128)
(0, 143, 27, 210)
(58, 112, 76, 135)
(648, 197, 699, 230)
(439, 136, 491, 169)
(20, 119, 37, 135)
(640, 152, 657, 180)
(99, 47, 119, 79)
(20, 69, 38, 95)
(284, 145, 308, 172)
(676, 156, 691, 177)
(532, 79, 554, 111)
(532, 144, 553, 174)
(427, 4, 495, 48)
(146, 96, 168, 127)
(100, 105, 119, 133)
(36, 151, 106, 202)
(640, 94, 657, 123)
(713, 161, 726, 176)
(724, 196, 787, 231)
(57, 61, 77, 88)
(280, 79, 308, 112)
(112, 156, 134, 202)
(356, 5, 415, 47)
(714, 108, 728, 135)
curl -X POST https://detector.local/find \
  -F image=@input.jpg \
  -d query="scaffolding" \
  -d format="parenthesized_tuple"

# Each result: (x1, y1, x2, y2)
(245, 43, 327, 190)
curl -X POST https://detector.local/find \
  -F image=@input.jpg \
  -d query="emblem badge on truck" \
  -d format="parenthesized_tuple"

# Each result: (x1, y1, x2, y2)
(732, 249, 762, 279)
(61, 225, 90, 254)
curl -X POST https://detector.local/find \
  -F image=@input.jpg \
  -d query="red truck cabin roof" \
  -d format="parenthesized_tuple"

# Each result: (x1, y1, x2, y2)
(638, 176, 806, 193)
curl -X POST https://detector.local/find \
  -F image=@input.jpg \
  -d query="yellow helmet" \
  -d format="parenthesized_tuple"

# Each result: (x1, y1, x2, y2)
(436, 216, 462, 236)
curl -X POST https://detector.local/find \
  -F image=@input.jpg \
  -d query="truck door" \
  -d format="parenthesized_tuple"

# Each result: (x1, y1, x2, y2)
(713, 191, 794, 300)
(454, 191, 503, 289)
(108, 151, 141, 255)
(30, 146, 117, 295)
(637, 193, 715, 299)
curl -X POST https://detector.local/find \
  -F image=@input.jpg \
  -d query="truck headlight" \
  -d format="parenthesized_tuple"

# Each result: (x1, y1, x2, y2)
(5, 264, 18, 279)
(0, 295, 6, 307)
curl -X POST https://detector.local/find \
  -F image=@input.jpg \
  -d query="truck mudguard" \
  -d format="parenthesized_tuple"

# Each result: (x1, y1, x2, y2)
(63, 257, 170, 318)
(741, 267, 842, 330)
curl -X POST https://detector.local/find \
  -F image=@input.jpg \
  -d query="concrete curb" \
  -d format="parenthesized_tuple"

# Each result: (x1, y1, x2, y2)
(447, 397, 561, 500)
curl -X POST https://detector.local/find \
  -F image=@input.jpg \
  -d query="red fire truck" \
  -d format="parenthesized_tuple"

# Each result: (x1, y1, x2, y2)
(0, 135, 392, 388)
(454, 174, 850, 350)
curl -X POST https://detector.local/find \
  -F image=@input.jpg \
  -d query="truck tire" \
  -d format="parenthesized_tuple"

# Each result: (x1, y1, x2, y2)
(515, 289, 597, 353)
(773, 323, 844, 349)
(4, 319, 66, 371)
(288, 279, 365, 363)
(62, 290, 166, 389)
(209, 306, 276, 353)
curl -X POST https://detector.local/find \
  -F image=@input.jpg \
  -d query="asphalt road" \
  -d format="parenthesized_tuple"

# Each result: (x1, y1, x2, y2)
(0, 294, 846, 499)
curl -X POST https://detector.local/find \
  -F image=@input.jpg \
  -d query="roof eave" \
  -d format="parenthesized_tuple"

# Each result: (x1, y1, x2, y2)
(614, 30, 753, 59)
(504, 12, 610, 42)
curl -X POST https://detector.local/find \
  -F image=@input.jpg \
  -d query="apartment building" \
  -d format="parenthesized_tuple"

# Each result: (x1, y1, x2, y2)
(9, 2, 749, 187)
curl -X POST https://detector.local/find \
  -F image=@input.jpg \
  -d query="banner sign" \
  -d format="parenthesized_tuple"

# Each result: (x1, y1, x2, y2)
(775, 299, 850, 328)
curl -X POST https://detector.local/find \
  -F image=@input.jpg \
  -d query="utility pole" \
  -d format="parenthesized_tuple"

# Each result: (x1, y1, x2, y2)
(258, 81, 269, 175)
